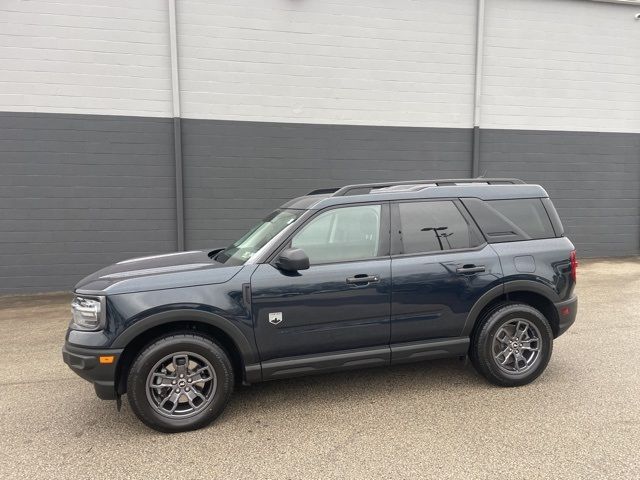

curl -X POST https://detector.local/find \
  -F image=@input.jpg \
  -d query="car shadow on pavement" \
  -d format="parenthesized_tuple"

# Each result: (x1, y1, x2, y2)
(95, 357, 487, 434)
(232, 358, 483, 406)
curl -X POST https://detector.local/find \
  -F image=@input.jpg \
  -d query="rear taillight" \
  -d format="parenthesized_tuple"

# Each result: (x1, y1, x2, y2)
(570, 250, 578, 282)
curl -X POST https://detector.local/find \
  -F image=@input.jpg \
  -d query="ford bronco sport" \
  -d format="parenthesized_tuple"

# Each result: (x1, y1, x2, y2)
(63, 178, 578, 432)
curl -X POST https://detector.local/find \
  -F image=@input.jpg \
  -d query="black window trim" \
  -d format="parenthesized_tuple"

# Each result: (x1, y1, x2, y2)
(265, 200, 392, 267)
(390, 198, 487, 258)
(540, 197, 564, 237)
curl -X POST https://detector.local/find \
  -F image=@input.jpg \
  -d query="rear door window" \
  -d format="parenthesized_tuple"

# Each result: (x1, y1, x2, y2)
(397, 201, 483, 254)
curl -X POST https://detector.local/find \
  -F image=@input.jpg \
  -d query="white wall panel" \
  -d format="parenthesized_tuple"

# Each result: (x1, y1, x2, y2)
(177, 0, 477, 127)
(482, 0, 640, 133)
(0, 0, 172, 117)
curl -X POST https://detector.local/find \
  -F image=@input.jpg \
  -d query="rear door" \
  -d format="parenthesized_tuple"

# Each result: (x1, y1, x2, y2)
(389, 199, 503, 352)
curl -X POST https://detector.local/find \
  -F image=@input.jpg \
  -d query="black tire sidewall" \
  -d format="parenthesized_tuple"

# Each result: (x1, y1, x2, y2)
(473, 304, 553, 387)
(127, 334, 233, 433)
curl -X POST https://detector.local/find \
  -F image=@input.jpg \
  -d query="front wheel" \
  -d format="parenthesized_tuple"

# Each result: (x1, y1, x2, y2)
(126, 333, 234, 433)
(470, 303, 553, 387)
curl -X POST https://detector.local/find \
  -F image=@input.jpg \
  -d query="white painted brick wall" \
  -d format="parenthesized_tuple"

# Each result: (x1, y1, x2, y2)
(0, 0, 172, 117)
(1, 0, 638, 133)
(482, 0, 640, 133)
(177, 0, 477, 128)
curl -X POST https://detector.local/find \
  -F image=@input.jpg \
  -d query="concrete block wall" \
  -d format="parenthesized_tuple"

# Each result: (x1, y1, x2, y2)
(0, 0, 639, 293)
(482, 0, 640, 133)
(480, 129, 640, 257)
(0, 112, 176, 293)
(0, 0, 172, 117)
(182, 120, 472, 248)
(177, 0, 478, 127)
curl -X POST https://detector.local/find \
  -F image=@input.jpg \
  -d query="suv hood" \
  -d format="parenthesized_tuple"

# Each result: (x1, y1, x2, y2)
(75, 250, 243, 295)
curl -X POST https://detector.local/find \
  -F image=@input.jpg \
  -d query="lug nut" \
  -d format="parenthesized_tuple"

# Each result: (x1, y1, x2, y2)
(176, 388, 181, 393)
(172, 380, 177, 385)
(186, 387, 190, 392)
(179, 374, 184, 378)
(187, 378, 192, 383)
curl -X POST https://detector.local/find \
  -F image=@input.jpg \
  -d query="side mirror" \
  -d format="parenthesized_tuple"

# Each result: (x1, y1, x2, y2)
(276, 248, 310, 272)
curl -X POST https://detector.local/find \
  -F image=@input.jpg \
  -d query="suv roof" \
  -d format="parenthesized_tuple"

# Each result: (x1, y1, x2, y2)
(281, 178, 549, 210)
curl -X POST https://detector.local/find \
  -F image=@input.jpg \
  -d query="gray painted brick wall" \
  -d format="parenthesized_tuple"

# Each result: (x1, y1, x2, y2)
(480, 129, 640, 257)
(0, 112, 176, 294)
(183, 121, 640, 258)
(181, 119, 473, 249)
(1, 112, 638, 293)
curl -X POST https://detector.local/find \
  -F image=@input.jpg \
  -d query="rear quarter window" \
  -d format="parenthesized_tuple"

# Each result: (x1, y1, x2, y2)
(461, 198, 556, 243)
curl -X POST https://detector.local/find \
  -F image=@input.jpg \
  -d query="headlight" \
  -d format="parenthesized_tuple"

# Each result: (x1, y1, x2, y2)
(71, 296, 106, 331)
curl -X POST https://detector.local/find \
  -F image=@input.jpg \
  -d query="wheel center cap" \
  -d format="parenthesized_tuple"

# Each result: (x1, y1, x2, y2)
(178, 380, 186, 387)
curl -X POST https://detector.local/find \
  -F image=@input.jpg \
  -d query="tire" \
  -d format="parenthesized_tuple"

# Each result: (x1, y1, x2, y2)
(470, 303, 553, 387)
(126, 333, 234, 433)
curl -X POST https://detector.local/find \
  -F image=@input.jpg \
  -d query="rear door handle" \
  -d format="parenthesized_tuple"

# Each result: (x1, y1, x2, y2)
(456, 265, 485, 274)
(346, 274, 380, 285)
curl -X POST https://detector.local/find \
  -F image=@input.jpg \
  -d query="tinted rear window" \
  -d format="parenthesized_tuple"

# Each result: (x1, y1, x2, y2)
(461, 198, 556, 242)
(487, 199, 554, 239)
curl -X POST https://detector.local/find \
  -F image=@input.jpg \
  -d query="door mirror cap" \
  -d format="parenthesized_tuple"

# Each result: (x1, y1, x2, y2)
(276, 248, 310, 272)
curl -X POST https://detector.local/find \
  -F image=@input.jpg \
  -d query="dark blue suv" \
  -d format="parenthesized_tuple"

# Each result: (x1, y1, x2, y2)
(63, 178, 578, 432)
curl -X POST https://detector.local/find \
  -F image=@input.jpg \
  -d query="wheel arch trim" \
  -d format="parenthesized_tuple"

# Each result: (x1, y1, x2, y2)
(110, 309, 259, 366)
(461, 280, 561, 337)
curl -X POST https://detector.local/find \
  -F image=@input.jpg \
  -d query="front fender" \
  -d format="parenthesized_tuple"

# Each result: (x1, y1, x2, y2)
(110, 308, 259, 365)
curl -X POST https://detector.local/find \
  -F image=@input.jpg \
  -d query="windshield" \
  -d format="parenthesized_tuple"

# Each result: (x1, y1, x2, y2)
(214, 209, 302, 266)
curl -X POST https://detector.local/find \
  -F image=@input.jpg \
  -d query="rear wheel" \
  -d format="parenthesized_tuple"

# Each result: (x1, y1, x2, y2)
(126, 333, 234, 433)
(470, 303, 553, 387)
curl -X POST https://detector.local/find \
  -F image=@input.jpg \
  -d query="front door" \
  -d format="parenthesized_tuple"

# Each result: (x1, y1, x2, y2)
(251, 203, 391, 377)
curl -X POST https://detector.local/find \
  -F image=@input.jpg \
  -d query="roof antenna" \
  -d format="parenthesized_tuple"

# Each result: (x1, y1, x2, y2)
(477, 169, 488, 179)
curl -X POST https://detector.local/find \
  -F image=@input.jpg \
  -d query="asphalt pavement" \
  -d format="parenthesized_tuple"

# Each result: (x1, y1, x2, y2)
(0, 258, 638, 479)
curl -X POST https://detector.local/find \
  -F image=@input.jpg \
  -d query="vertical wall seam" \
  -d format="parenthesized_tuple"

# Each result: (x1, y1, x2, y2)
(168, 0, 184, 251)
(173, 118, 184, 251)
(168, 0, 181, 119)
(471, 0, 486, 177)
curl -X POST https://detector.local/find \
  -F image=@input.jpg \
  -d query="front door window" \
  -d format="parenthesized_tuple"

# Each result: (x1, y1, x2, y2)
(291, 205, 382, 264)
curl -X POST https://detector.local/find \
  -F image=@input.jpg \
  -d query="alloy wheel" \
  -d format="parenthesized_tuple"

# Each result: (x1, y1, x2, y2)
(145, 351, 217, 418)
(492, 319, 542, 375)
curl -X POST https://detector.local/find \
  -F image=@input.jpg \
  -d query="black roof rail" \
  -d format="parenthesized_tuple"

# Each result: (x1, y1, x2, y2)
(329, 178, 525, 197)
(306, 187, 341, 195)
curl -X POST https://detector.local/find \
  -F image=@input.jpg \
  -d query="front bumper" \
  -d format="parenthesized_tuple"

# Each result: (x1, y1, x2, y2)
(62, 343, 123, 400)
(554, 295, 578, 338)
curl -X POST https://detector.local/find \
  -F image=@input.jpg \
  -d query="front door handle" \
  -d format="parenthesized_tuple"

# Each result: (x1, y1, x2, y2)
(456, 265, 486, 274)
(346, 274, 380, 285)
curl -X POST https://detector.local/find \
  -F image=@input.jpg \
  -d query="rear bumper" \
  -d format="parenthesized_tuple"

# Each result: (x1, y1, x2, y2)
(554, 296, 578, 338)
(62, 343, 123, 400)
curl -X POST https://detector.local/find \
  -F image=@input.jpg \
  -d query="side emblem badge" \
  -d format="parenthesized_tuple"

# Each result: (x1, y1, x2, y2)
(268, 312, 283, 325)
